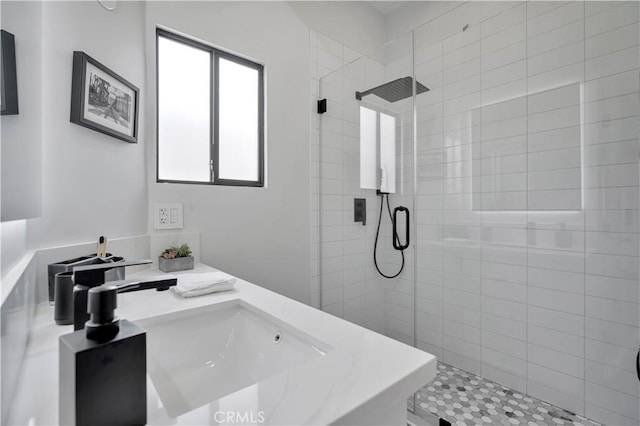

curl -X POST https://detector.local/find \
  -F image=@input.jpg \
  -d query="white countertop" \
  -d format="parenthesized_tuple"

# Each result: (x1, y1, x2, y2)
(8, 264, 436, 425)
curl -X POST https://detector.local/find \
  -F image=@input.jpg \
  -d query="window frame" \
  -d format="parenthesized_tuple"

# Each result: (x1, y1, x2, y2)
(156, 28, 265, 187)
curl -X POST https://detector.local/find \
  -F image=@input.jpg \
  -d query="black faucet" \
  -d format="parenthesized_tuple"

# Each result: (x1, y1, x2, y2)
(72, 259, 177, 330)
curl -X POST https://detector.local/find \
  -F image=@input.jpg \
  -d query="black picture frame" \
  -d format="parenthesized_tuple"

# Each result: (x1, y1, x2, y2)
(1, 30, 19, 116)
(70, 51, 139, 143)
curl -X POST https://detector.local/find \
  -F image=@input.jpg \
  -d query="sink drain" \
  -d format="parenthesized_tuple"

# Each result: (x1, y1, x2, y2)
(273, 332, 282, 344)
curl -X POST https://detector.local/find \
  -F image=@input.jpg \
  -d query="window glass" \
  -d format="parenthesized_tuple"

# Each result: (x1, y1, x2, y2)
(360, 106, 397, 194)
(157, 36, 210, 182)
(157, 30, 264, 186)
(218, 57, 260, 182)
(360, 106, 377, 190)
(379, 112, 396, 194)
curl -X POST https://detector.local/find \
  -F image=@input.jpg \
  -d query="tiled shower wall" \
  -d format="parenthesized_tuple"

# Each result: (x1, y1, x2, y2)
(412, 2, 639, 425)
(311, 30, 388, 334)
(311, 2, 639, 424)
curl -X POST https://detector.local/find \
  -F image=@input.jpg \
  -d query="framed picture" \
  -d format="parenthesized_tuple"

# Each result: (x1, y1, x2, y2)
(1, 29, 19, 115)
(70, 51, 139, 143)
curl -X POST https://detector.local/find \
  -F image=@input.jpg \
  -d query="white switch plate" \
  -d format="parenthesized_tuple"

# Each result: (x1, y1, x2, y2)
(154, 202, 183, 230)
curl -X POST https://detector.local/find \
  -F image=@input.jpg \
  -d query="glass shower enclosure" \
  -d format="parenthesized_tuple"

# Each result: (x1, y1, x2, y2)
(315, 2, 640, 424)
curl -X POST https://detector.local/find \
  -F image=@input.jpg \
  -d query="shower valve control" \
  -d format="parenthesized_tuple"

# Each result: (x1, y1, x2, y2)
(354, 198, 366, 226)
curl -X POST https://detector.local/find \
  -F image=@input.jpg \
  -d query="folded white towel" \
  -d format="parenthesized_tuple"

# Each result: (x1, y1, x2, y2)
(172, 272, 236, 298)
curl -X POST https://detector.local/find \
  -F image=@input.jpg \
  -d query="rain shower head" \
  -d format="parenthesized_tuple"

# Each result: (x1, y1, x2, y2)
(355, 77, 429, 103)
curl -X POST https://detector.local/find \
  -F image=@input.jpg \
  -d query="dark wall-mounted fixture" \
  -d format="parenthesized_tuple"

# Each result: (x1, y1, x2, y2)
(317, 98, 327, 114)
(355, 77, 429, 103)
(354, 198, 366, 225)
(1, 30, 19, 115)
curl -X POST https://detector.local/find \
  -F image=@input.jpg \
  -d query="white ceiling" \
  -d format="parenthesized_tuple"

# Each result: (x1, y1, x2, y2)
(367, 1, 405, 15)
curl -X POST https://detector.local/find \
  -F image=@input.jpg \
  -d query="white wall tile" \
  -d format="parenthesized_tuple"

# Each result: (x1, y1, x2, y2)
(482, 296, 526, 322)
(585, 338, 638, 373)
(527, 1, 584, 38)
(528, 267, 584, 294)
(528, 343, 584, 379)
(585, 274, 639, 302)
(528, 168, 581, 191)
(586, 360, 639, 398)
(586, 317, 639, 350)
(584, 69, 639, 103)
(585, 1, 639, 38)
(527, 20, 583, 57)
(528, 148, 581, 172)
(482, 23, 526, 55)
(527, 363, 585, 412)
(585, 403, 639, 426)
(444, 319, 481, 346)
(586, 187, 639, 210)
(528, 380, 584, 417)
(527, 287, 584, 315)
(528, 306, 584, 338)
(586, 296, 639, 327)
(585, 140, 640, 168)
(586, 46, 639, 81)
(527, 41, 584, 77)
(481, 347, 526, 378)
(481, 42, 526, 74)
(585, 382, 640, 422)
(482, 312, 526, 341)
(528, 126, 581, 153)
(528, 104, 580, 133)
(586, 93, 639, 125)
(586, 231, 639, 256)
(481, 61, 526, 91)
(481, 365, 527, 395)
(481, 3, 526, 38)
(585, 253, 639, 280)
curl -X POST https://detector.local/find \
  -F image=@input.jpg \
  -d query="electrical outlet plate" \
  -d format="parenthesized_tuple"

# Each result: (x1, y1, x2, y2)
(154, 203, 183, 230)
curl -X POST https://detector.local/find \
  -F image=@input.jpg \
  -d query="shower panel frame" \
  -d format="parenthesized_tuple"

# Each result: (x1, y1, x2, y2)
(316, 29, 422, 417)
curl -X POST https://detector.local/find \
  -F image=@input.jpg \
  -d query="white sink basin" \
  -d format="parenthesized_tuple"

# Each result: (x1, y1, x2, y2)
(138, 299, 332, 417)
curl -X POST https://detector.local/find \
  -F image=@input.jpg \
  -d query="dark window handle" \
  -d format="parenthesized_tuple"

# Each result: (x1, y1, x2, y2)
(636, 348, 639, 382)
(393, 206, 410, 251)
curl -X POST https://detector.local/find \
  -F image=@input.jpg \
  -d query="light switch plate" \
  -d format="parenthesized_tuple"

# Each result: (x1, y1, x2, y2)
(154, 203, 183, 230)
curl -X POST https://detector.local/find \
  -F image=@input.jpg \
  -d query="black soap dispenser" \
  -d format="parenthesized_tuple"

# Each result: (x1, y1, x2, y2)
(59, 285, 147, 426)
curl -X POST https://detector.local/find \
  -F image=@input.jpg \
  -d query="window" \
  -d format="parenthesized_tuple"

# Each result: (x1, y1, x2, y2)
(156, 28, 264, 186)
(359, 106, 398, 194)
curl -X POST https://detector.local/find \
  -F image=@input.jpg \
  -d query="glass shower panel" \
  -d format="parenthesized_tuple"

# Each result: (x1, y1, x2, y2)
(412, 2, 640, 425)
(316, 31, 415, 347)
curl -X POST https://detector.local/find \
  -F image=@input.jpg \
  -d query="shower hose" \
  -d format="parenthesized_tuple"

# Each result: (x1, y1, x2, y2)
(373, 193, 405, 279)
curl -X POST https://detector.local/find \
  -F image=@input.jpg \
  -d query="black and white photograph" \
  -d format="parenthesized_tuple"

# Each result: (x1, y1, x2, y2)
(70, 51, 138, 143)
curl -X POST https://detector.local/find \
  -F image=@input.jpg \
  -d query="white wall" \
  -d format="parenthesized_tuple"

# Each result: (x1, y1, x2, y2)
(0, 1, 43, 222)
(145, 2, 311, 304)
(25, 0, 148, 249)
(0, 220, 28, 279)
(1, 0, 148, 273)
(289, 1, 386, 60)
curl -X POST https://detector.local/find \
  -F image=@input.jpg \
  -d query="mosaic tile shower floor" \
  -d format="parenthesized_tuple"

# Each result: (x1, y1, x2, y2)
(412, 362, 602, 426)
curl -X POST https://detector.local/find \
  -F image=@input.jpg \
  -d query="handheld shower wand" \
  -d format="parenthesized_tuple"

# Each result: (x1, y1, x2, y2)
(373, 191, 410, 279)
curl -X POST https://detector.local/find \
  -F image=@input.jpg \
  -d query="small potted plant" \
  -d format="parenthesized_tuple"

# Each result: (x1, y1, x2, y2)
(159, 243, 194, 272)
